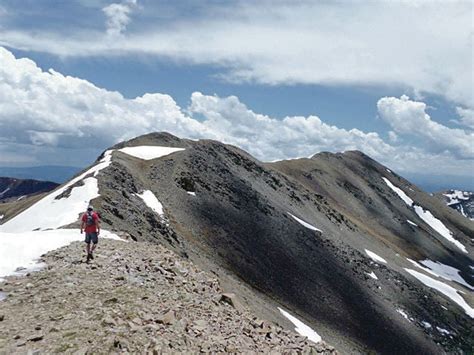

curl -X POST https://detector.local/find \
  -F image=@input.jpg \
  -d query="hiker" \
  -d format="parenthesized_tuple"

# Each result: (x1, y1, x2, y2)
(80, 205, 100, 262)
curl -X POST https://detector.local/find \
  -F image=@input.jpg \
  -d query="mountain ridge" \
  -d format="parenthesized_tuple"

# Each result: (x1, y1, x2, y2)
(1, 132, 473, 354)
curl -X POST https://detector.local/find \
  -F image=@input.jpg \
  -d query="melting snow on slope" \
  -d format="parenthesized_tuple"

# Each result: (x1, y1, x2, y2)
(187, 191, 196, 196)
(366, 271, 378, 280)
(407, 258, 474, 290)
(407, 220, 418, 227)
(278, 307, 321, 343)
(413, 205, 467, 253)
(288, 213, 322, 233)
(0, 150, 113, 233)
(0, 229, 122, 281)
(382, 177, 467, 254)
(365, 249, 387, 264)
(118, 146, 185, 160)
(135, 190, 164, 216)
(405, 268, 474, 318)
(407, 258, 473, 290)
(396, 309, 413, 322)
(382, 177, 413, 205)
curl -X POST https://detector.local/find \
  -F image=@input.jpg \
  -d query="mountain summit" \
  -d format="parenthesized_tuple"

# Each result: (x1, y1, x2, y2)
(1, 132, 472, 354)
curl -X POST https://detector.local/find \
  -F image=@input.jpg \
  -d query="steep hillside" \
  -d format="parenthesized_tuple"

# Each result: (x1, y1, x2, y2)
(1, 132, 473, 354)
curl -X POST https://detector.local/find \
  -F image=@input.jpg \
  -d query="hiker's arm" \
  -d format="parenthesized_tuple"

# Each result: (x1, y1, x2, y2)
(80, 220, 85, 233)
(96, 218, 101, 235)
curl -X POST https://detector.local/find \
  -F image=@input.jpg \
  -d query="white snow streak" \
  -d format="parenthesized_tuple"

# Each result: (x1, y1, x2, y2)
(382, 177, 467, 253)
(288, 213, 322, 233)
(407, 220, 418, 227)
(396, 309, 413, 322)
(418, 259, 473, 290)
(0, 187, 10, 196)
(187, 191, 196, 196)
(382, 177, 413, 205)
(405, 268, 474, 318)
(365, 249, 387, 264)
(278, 307, 321, 343)
(366, 271, 378, 280)
(118, 146, 185, 160)
(135, 190, 164, 216)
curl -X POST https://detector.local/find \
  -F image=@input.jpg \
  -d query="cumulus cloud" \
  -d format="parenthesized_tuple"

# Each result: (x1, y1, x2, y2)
(0, 47, 472, 177)
(0, 1, 471, 108)
(102, 0, 137, 36)
(377, 95, 474, 160)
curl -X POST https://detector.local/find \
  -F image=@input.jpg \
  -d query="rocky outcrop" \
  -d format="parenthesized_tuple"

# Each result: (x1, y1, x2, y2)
(0, 239, 336, 354)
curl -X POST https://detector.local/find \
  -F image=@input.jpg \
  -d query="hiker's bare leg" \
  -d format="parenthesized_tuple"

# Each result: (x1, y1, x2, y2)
(91, 243, 97, 253)
(86, 243, 91, 254)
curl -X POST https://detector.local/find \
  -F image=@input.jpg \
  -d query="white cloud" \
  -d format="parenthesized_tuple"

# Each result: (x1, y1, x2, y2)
(455, 107, 474, 130)
(0, 1, 472, 108)
(0, 47, 472, 177)
(377, 95, 474, 160)
(102, 0, 137, 36)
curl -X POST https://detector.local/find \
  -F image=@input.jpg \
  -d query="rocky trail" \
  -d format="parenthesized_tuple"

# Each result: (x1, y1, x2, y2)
(0, 238, 336, 354)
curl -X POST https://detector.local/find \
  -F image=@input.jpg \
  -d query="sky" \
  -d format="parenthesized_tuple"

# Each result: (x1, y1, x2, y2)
(0, 0, 472, 190)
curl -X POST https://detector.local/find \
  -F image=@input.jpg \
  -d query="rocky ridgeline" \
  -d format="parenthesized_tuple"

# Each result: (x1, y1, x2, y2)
(0, 238, 336, 354)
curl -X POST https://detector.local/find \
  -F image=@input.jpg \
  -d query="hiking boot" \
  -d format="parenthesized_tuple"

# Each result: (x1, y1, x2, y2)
(90, 252, 94, 260)
(86, 253, 92, 262)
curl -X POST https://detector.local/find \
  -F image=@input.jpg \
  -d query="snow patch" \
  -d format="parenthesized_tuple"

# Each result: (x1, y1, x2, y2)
(443, 190, 471, 206)
(0, 215, 3, 220)
(0, 150, 113, 233)
(396, 309, 413, 322)
(17, 195, 26, 201)
(436, 326, 451, 335)
(421, 321, 432, 329)
(278, 307, 321, 343)
(0, 187, 10, 197)
(365, 249, 387, 264)
(386, 169, 392, 173)
(366, 271, 378, 280)
(0, 229, 122, 281)
(415, 259, 473, 290)
(413, 205, 466, 253)
(288, 213, 322, 233)
(187, 191, 196, 196)
(118, 146, 185, 160)
(382, 177, 413, 205)
(407, 220, 418, 227)
(405, 268, 474, 318)
(382, 177, 467, 253)
(135, 190, 164, 216)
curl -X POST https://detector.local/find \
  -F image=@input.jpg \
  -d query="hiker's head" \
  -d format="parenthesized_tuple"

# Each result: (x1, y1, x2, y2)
(87, 205, 94, 212)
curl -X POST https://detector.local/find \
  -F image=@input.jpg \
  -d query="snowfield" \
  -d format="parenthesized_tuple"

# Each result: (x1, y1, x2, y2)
(407, 258, 473, 290)
(0, 229, 121, 281)
(135, 190, 165, 216)
(365, 249, 387, 264)
(288, 213, 322, 233)
(443, 190, 471, 206)
(405, 268, 474, 318)
(278, 307, 321, 343)
(118, 146, 185, 160)
(382, 178, 467, 253)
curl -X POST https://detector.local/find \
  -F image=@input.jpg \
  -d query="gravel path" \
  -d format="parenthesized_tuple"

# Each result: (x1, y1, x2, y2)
(0, 238, 336, 354)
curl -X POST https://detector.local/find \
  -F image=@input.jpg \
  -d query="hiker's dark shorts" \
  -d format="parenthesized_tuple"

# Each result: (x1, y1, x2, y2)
(85, 232, 98, 244)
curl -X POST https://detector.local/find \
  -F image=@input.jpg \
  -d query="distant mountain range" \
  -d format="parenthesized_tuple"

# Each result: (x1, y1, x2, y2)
(436, 190, 474, 220)
(0, 166, 80, 184)
(0, 177, 58, 202)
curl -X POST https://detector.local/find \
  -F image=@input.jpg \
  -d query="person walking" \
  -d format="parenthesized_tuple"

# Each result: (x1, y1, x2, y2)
(80, 205, 100, 262)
